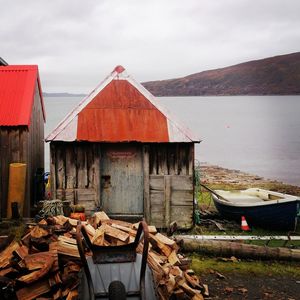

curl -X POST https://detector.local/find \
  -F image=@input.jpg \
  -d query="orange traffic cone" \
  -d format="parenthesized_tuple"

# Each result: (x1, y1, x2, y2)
(241, 216, 250, 231)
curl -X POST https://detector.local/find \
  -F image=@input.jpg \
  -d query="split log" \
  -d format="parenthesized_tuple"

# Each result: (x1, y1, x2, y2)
(57, 240, 80, 258)
(179, 238, 300, 261)
(18, 252, 55, 284)
(16, 279, 51, 300)
(168, 250, 181, 265)
(30, 226, 49, 239)
(149, 234, 172, 257)
(0, 235, 14, 252)
(0, 241, 19, 269)
(91, 225, 105, 246)
(103, 224, 129, 242)
(94, 211, 110, 225)
(13, 244, 29, 260)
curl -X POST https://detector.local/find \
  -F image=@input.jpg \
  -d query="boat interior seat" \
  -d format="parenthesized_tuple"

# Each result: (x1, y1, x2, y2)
(245, 190, 283, 201)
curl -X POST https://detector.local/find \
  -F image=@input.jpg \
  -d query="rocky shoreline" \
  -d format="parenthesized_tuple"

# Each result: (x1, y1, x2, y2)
(198, 163, 300, 195)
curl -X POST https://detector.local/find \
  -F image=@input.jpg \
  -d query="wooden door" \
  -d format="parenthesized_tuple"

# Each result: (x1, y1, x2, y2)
(100, 144, 143, 216)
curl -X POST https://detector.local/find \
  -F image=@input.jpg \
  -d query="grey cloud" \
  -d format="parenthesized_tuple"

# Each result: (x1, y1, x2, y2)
(1, 0, 299, 93)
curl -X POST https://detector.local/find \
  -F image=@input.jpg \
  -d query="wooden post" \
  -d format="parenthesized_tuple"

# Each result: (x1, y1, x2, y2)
(143, 145, 150, 223)
(50, 143, 57, 199)
(164, 175, 171, 227)
(95, 144, 101, 209)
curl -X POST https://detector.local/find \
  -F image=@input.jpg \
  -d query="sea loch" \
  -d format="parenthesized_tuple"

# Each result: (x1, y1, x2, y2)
(44, 95, 300, 186)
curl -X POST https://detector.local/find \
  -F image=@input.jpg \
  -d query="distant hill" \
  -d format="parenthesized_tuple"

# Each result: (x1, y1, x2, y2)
(142, 52, 300, 96)
(43, 92, 86, 97)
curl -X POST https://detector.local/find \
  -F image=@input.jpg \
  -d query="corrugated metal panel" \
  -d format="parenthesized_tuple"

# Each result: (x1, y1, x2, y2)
(77, 108, 169, 142)
(77, 80, 169, 142)
(0, 65, 45, 126)
(46, 66, 200, 143)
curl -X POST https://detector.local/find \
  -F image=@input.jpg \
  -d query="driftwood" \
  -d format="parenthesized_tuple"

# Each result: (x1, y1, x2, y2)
(179, 238, 300, 261)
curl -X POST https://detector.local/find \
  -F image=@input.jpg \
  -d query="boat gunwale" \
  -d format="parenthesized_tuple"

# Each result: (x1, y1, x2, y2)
(212, 188, 300, 208)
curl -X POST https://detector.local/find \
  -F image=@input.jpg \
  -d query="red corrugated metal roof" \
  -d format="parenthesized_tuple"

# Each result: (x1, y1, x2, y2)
(0, 65, 45, 126)
(77, 80, 169, 142)
(46, 66, 200, 143)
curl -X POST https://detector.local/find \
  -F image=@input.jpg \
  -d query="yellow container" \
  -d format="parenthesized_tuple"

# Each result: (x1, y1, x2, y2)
(7, 163, 27, 218)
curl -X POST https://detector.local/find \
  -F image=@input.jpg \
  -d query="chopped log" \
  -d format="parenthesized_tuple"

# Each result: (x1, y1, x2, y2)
(13, 244, 29, 260)
(57, 240, 80, 258)
(94, 211, 110, 225)
(149, 234, 172, 257)
(176, 277, 204, 299)
(169, 266, 183, 277)
(18, 252, 55, 284)
(0, 234, 14, 252)
(0, 241, 19, 269)
(38, 219, 48, 225)
(172, 288, 185, 299)
(58, 235, 77, 245)
(165, 274, 176, 293)
(66, 289, 79, 300)
(168, 250, 181, 265)
(66, 217, 78, 227)
(110, 223, 135, 234)
(0, 266, 16, 276)
(53, 289, 62, 300)
(21, 232, 32, 248)
(30, 226, 49, 239)
(184, 270, 203, 290)
(84, 224, 96, 238)
(16, 279, 51, 300)
(155, 233, 178, 250)
(103, 224, 130, 242)
(203, 284, 209, 297)
(53, 215, 69, 225)
(179, 239, 300, 261)
(133, 222, 157, 233)
(91, 225, 106, 246)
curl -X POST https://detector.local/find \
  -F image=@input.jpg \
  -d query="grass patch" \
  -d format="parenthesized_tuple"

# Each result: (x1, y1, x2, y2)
(191, 254, 300, 277)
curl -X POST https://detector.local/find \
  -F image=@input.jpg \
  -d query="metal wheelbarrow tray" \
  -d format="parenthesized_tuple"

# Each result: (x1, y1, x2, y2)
(76, 221, 157, 300)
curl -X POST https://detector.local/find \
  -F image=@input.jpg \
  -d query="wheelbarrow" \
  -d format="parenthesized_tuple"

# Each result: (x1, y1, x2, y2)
(76, 221, 157, 300)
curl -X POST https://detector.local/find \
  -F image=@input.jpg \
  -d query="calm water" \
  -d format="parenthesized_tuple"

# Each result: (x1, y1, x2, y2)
(44, 96, 300, 186)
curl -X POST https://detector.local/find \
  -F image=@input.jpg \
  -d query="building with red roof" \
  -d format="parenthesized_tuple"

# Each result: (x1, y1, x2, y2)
(0, 65, 45, 217)
(47, 66, 200, 228)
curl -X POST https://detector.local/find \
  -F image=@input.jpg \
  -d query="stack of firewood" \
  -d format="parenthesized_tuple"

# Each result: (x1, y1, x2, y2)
(0, 212, 207, 300)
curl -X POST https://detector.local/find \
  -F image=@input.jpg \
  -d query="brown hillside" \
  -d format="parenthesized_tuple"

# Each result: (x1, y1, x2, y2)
(142, 52, 300, 96)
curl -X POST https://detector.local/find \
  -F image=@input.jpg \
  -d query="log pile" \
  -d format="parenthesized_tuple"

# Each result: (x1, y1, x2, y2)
(0, 212, 206, 300)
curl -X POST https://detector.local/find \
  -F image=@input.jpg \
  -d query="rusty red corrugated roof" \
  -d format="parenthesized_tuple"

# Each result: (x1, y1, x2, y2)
(0, 65, 45, 126)
(46, 66, 200, 143)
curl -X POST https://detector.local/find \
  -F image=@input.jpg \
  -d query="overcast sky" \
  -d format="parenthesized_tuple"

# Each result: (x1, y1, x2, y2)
(1, 0, 299, 93)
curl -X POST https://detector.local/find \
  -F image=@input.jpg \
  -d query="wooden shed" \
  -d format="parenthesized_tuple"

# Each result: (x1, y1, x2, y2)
(46, 66, 200, 229)
(0, 65, 45, 217)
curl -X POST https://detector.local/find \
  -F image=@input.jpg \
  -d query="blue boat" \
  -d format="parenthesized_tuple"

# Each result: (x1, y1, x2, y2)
(211, 188, 300, 230)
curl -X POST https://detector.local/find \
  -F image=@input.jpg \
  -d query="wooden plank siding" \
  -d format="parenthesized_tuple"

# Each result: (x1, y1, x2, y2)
(50, 142, 194, 228)
(148, 143, 194, 229)
(51, 142, 100, 215)
(0, 84, 44, 217)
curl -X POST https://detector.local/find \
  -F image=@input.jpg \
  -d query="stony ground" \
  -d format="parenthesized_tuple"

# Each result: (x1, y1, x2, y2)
(203, 273, 300, 300)
(199, 163, 300, 195)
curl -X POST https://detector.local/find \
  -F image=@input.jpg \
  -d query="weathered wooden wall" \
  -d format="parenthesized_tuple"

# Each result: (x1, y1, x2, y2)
(147, 144, 194, 229)
(0, 85, 44, 217)
(51, 142, 194, 228)
(50, 142, 100, 215)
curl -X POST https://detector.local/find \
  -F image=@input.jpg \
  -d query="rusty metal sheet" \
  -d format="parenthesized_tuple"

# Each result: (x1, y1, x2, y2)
(47, 65, 200, 143)
(77, 80, 169, 142)
(77, 108, 169, 142)
(0, 65, 45, 126)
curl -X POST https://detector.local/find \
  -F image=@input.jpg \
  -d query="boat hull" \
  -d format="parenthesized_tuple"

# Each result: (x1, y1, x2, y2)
(212, 194, 300, 230)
